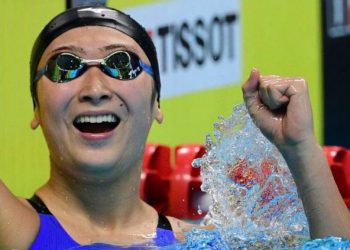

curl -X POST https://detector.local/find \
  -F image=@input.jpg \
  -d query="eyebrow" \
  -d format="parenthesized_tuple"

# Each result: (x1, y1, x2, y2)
(50, 45, 85, 55)
(49, 43, 138, 56)
(101, 43, 138, 53)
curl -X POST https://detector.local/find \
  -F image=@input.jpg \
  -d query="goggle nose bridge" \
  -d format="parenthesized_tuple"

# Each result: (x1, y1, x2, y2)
(80, 58, 106, 66)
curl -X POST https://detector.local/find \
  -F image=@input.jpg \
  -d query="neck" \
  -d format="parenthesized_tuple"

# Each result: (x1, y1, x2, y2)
(37, 158, 146, 226)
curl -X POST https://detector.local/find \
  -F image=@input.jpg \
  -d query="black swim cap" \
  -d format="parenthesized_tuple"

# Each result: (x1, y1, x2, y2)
(30, 6, 161, 107)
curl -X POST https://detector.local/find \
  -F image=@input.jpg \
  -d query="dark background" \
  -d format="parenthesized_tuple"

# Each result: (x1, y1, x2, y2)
(322, 0, 350, 147)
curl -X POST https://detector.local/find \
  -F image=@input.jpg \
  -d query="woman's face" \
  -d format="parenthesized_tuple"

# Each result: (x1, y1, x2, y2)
(32, 26, 163, 181)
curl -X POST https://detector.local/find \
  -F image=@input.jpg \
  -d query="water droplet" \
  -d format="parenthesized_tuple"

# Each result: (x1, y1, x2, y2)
(197, 205, 202, 215)
(192, 158, 201, 168)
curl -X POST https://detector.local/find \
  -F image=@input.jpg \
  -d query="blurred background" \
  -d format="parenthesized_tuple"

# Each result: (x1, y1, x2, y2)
(0, 0, 346, 204)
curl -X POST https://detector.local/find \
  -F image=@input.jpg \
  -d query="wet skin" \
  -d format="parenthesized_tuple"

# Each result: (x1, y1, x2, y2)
(32, 26, 163, 184)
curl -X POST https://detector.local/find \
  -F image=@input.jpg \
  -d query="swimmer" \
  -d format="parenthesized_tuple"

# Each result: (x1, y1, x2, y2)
(0, 6, 349, 249)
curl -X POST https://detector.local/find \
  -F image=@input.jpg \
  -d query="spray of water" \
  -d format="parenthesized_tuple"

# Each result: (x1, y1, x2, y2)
(190, 103, 309, 248)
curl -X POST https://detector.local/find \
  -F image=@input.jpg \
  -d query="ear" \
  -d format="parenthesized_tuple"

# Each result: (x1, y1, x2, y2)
(153, 101, 163, 124)
(30, 106, 40, 130)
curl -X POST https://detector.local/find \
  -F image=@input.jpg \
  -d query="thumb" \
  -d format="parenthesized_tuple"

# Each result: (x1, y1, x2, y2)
(242, 68, 261, 109)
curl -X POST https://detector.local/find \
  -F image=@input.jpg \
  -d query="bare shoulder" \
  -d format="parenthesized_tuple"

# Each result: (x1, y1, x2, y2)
(0, 180, 39, 249)
(166, 216, 214, 242)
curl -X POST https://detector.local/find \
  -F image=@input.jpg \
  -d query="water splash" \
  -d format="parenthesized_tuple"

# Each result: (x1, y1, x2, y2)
(191, 104, 308, 248)
(165, 103, 350, 249)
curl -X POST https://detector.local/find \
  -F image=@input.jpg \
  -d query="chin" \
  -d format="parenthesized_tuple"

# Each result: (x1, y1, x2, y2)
(71, 161, 126, 183)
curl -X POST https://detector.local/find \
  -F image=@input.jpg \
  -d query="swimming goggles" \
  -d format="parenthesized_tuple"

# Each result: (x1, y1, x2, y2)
(34, 50, 154, 83)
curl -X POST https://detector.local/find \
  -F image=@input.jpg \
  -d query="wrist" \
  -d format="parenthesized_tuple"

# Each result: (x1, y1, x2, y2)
(277, 133, 317, 159)
(278, 136, 327, 182)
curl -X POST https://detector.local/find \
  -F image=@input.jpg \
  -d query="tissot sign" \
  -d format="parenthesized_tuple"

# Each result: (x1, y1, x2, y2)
(126, 0, 242, 98)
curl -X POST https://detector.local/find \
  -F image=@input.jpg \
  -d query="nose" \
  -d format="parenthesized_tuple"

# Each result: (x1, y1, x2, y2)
(78, 68, 113, 105)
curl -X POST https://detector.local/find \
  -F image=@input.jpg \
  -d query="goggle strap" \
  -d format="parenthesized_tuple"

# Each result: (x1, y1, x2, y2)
(34, 66, 47, 83)
(140, 60, 154, 77)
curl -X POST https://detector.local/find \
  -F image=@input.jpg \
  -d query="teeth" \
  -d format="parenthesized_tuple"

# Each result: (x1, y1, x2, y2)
(76, 114, 117, 124)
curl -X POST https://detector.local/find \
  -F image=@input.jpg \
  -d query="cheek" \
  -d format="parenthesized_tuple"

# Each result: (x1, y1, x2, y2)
(122, 84, 155, 133)
(37, 81, 75, 115)
(36, 83, 74, 147)
(128, 82, 154, 114)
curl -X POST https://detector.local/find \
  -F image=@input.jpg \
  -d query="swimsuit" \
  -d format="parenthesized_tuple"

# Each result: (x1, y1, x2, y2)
(27, 195, 176, 249)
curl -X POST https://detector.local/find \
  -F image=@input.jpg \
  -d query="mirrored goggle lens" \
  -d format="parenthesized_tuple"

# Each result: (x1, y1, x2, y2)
(57, 53, 82, 70)
(106, 51, 131, 68)
(46, 53, 85, 83)
(103, 51, 142, 80)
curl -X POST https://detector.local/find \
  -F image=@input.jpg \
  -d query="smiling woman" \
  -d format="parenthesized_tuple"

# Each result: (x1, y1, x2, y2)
(0, 6, 181, 249)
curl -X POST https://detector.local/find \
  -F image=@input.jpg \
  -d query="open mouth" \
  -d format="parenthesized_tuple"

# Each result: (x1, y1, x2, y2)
(73, 114, 120, 133)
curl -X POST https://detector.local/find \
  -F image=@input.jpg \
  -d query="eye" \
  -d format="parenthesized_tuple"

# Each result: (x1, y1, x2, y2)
(56, 54, 81, 70)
